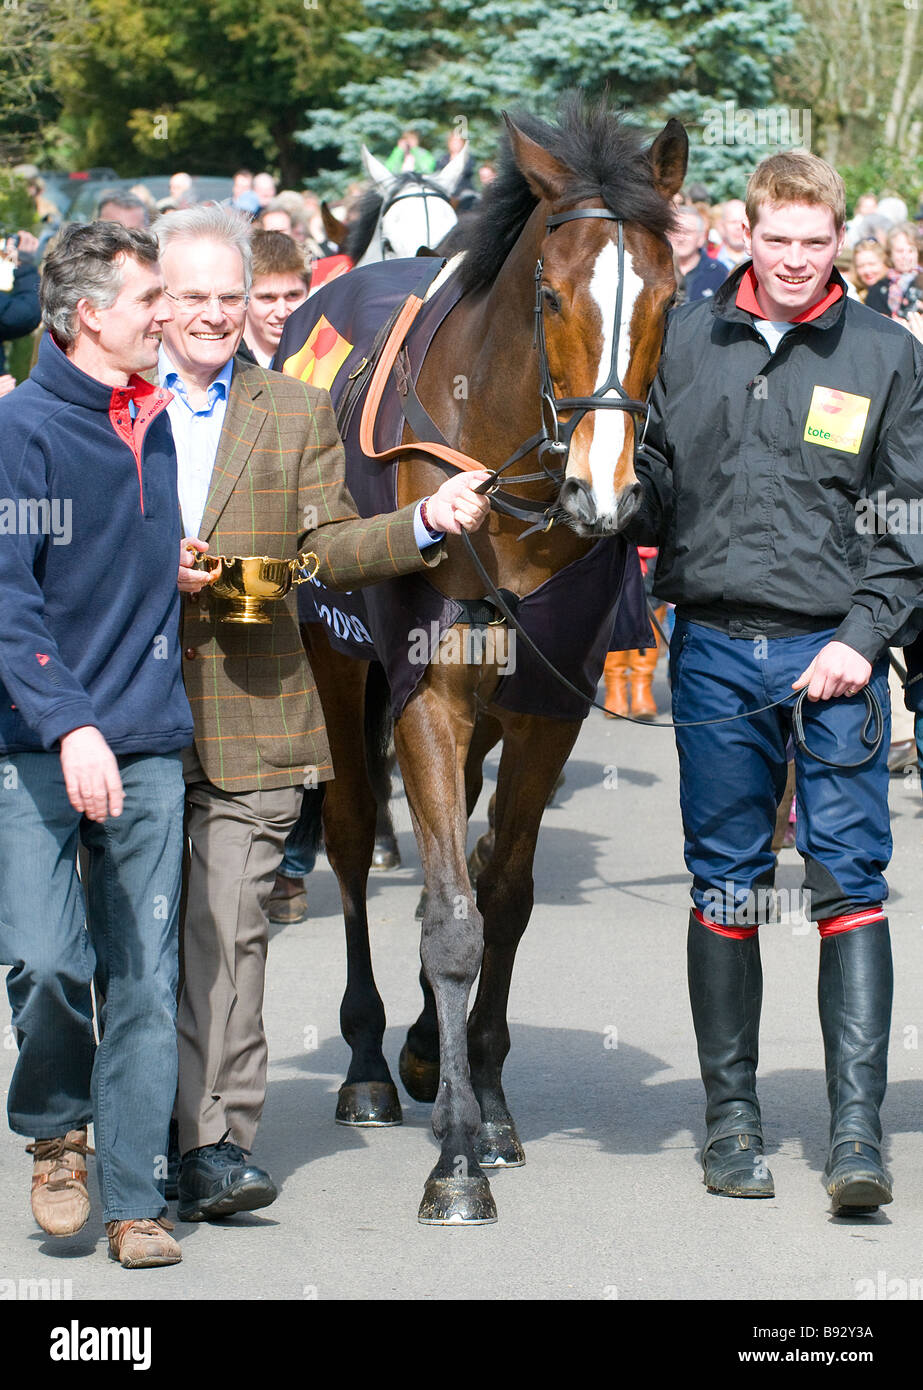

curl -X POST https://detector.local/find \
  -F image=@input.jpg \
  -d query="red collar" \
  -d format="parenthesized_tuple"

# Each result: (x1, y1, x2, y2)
(735, 265, 843, 324)
(125, 373, 169, 400)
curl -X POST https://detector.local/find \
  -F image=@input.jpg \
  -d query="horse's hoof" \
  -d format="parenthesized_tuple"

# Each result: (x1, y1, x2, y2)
(415, 887, 427, 920)
(371, 835, 400, 871)
(475, 1120, 526, 1168)
(417, 1176, 497, 1225)
(398, 1043, 439, 1103)
(335, 1081, 403, 1127)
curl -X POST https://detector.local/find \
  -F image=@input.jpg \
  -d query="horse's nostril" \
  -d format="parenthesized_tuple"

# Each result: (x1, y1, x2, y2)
(561, 478, 596, 524)
(614, 483, 641, 530)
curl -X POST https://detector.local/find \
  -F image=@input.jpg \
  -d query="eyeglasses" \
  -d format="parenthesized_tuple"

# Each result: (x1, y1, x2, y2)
(164, 290, 250, 312)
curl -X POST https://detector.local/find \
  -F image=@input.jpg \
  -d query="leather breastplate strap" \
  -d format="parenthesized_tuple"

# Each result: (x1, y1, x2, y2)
(357, 277, 488, 477)
(357, 273, 564, 533)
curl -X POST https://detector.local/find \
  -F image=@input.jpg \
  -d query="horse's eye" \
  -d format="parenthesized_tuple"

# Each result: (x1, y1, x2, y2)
(542, 285, 561, 314)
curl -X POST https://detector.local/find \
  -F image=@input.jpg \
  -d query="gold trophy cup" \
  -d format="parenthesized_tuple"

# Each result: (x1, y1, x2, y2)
(193, 551, 320, 624)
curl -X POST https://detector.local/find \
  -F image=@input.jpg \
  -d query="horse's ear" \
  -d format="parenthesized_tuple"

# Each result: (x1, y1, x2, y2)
(430, 141, 469, 196)
(648, 119, 689, 202)
(361, 144, 397, 192)
(504, 113, 571, 204)
(321, 201, 347, 249)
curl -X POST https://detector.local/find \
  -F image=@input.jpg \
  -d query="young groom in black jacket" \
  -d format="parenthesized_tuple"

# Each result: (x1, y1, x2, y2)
(628, 150, 923, 1213)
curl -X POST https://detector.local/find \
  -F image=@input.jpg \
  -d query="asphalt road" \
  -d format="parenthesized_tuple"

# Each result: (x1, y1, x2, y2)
(3, 659, 923, 1315)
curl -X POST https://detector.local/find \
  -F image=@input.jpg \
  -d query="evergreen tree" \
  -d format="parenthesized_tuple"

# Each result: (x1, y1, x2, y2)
(48, 0, 373, 184)
(298, 0, 805, 199)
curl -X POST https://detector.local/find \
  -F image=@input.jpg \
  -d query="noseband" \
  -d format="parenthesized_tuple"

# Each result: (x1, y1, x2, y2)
(378, 175, 456, 257)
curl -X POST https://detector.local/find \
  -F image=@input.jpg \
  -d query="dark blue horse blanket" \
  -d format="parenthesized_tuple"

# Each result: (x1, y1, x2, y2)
(275, 257, 653, 721)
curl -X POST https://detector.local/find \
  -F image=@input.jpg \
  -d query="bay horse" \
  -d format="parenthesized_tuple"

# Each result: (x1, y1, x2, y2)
(321, 144, 469, 266)
(302, 98, 687, 1223)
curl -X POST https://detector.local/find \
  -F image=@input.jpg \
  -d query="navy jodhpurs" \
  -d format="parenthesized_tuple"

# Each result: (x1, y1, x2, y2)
(669, 619, 891, 927)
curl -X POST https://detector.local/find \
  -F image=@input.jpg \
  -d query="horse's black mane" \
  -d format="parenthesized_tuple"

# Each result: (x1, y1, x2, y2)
(345, 186, 386, 262)
(457, 94, 674, 296)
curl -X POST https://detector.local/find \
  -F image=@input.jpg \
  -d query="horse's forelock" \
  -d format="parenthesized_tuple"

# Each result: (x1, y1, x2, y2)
(458, 96, 674, 296)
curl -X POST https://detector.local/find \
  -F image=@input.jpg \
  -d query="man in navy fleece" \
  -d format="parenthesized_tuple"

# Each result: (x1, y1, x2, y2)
(0, 222, 194, 1269)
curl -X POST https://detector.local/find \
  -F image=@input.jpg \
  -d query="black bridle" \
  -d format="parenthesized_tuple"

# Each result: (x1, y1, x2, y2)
(377, 175, 457, 259)
(530, 209, 650, 473)
(391, 204, 656, 538)
(467, 207, 653, 534)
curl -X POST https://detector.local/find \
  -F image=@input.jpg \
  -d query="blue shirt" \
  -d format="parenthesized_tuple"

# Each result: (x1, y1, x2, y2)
(158, 347, 233, 537)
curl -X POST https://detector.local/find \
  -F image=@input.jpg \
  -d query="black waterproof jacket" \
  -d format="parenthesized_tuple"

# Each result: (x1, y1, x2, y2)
(627, 262, 923, 663)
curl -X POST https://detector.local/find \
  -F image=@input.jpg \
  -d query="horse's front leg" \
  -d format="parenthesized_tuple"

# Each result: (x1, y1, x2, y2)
(468, 714, 581, 1168)
(400, 711, 501, 1105)
(395, 666, 497, 1224)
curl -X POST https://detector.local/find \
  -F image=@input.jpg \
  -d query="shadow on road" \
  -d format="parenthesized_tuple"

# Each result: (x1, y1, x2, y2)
(260, 1024, 923, 1197)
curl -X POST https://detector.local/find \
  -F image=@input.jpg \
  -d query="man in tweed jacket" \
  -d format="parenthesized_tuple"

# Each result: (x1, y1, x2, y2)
(156, 206, 489, 1221)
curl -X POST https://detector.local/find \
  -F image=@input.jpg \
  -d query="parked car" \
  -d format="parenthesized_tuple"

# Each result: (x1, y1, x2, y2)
(37, 170, 119, 219)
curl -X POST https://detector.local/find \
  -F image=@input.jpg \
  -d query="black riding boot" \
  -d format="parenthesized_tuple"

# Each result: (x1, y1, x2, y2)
(687, 911, 774, 1197)
(818, 918, 893, 1214)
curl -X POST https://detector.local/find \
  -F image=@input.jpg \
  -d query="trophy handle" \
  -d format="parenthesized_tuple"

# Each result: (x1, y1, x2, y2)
(291, 551, 320, 584)
(193, 552, 221, 574)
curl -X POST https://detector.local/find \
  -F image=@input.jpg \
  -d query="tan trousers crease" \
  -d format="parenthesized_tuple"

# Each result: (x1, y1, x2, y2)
(176, 745, 301, 1154)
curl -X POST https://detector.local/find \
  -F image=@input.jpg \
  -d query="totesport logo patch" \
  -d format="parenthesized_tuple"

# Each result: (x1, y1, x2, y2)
(281, 316, 353, 392)
(803, 386, 871, 455)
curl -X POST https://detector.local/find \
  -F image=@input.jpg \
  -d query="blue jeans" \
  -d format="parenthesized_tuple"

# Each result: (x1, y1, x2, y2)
(0, 751, 185, 1221)
(670, 620, 891, 926)
(278, 787, 323, 879)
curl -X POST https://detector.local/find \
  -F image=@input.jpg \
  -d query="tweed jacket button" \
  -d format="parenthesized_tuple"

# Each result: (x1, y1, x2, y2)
(184, 647, 196, 660)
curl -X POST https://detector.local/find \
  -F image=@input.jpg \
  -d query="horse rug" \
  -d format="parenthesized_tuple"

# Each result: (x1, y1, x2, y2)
(276, 256, 653, 721)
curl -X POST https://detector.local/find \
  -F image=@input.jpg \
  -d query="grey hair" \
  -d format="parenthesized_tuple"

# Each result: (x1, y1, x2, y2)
(155, 204, 253, 290)
(96, 189, 150, 223)
(40, 221, 159, 348)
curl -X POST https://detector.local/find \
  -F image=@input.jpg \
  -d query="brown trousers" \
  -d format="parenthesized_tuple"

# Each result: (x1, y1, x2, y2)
(176, 746, 301, 1154)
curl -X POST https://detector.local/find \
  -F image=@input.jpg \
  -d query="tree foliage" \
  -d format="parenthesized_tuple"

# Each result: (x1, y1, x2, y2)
(297, 0, 806, 199)
(779, 0, 922, 205)
(46, 0, 373, 183)
(1, 0, 918, 209)
(0, 0, 86, 166)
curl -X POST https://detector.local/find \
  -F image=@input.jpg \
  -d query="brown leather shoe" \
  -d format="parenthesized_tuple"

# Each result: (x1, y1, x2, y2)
(27, 1129, 94, 1237)
(267, 873, 308, 924)
(106, 1216, 181, 1268)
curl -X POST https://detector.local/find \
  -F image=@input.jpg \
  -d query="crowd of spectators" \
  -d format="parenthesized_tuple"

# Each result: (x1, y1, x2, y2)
(668, 180, 923, 343)
(2, 141, 922, 392)
(0, 130, 507, 389)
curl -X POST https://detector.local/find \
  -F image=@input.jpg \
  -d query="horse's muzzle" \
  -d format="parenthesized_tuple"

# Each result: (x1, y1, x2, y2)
(559, 478, 641, 537)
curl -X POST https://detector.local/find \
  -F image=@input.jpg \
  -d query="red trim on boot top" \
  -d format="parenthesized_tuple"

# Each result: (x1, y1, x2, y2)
(817, 908, 886, 937)
(692, 907, 759, 939)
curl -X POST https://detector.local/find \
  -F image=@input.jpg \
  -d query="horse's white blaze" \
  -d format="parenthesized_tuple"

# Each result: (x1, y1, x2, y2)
(586, 241, 644, 518)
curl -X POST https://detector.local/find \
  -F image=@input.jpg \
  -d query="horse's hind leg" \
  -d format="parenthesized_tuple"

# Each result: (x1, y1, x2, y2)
(302, 626, 402, 1127)
(468, 715, 581, 1168)
(395, 673, 497, 1224)
(399, 712, 502, 1105)
(365, 662, 401, 870)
